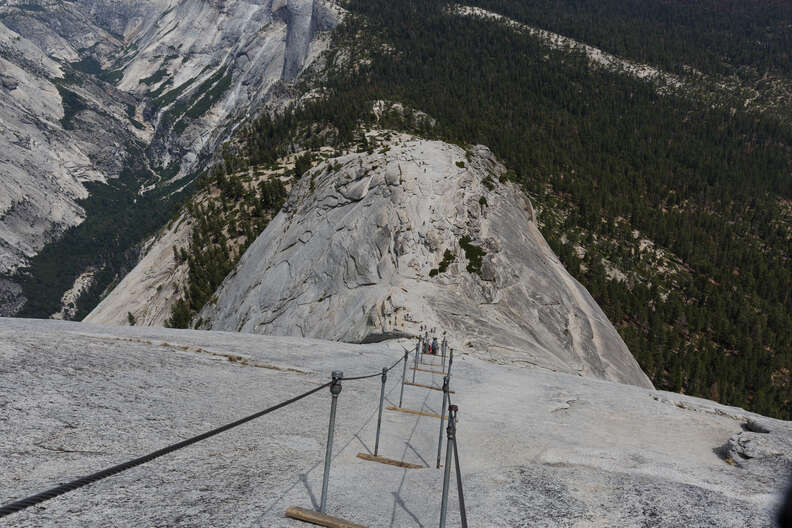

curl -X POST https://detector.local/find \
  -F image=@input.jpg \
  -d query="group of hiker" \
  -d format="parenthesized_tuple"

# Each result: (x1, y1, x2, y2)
(419, 325, 443, 355)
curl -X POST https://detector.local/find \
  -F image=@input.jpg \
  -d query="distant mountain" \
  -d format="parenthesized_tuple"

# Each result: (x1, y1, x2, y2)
(3, 0, 791, 418)
(90, 129, 652, 388)
(0, 0, 340, 318)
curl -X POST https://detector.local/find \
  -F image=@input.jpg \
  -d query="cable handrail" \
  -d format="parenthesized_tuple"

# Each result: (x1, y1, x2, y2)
(1, 334, 470, 526)
(342, 352, 404, 381)
(0, 381, 332, 519)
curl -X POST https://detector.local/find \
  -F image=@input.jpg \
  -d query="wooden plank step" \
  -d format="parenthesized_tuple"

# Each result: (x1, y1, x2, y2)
(285, 506, 367, 528)
(386, 405, 440, 418)
(404, 381, 455, 393)
(386, 406, 458, 421)
(356, 452, 425, 468)
(411, 367, 448, 375)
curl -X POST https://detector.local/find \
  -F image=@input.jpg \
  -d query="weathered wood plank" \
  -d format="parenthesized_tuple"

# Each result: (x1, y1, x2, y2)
(285, 506, 367, 528)
(404, 381, 455, 393)
(386, 405, 441, 418)
(356, 452, 425, 468)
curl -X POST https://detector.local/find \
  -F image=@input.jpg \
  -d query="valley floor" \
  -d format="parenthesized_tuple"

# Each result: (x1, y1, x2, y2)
(0, 319, 789, 526)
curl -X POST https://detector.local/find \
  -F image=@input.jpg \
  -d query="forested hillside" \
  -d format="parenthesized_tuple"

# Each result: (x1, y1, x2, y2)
(204, 0, 791, 418)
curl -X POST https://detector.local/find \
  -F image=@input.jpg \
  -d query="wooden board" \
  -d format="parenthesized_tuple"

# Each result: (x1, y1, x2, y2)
(356, 452, 425, 468)
(411, 367, 448, 375)
(386, 406, 458, 421)
(386, 405, 441, 418)
(285, 506, 367, 528)
(421, 361, 443, 367)
(404, 381, 455, 393)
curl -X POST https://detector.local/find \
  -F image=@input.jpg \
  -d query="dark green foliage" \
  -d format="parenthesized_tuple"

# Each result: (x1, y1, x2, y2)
(70, 57, 103, 75)
(318, 0, 792, 417)
(455, 161, 465, 168)
(468, 0, 792, 77)
(151, 75, 200, 110)
(55, 85, 87, 130)
(140, 68, 169, 86)
(166, 167, 288, 327)
(430, 249, 457, 277)
(294, 153, 312, 178)
(167, 67, 233, 135)
(14, 147, 191, 320)
(127, 311, 136, 325)
(167, 297, 192, 329)
(459, 236, 487, 275)
(479, 196, 488, 207)
(185, 70, 232, 120)
(482, 176, 495, 191)
(99, 69, 124, 84)
(258, 179, 288, 209)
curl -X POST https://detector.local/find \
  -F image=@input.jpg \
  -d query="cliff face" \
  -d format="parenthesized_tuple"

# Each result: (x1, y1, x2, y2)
(196, 132, 651, 388)
(0, 0, 340, 314)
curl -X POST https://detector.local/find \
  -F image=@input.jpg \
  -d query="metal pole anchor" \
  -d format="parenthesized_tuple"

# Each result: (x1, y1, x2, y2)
(374, 367, 387, 456)
(441, 335, 447, 371)
(413, 340, 419, 383)
(399, 350, 408, 408)
(319, 370, 343, 513)
(436, 376, 449, 468)
(439, 404, 458, 528)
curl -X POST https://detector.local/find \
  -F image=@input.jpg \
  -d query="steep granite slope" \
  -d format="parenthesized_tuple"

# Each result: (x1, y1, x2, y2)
(0, 319, 788, 526)
(199, 133, 651, 388)
(0, 0, 340, 316)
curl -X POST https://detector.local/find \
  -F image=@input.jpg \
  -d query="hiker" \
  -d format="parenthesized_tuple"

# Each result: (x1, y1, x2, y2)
(431, 337, 439, 354)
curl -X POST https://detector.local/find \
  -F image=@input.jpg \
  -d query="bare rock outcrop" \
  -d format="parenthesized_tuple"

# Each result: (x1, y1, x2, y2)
(0, 318, 787, 526)
(0, 0, 341, 315)
(200, 132, 652, 388)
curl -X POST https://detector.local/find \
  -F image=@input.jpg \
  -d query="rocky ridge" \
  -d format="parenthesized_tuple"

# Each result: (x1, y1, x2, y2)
(192, 132, 651, 388)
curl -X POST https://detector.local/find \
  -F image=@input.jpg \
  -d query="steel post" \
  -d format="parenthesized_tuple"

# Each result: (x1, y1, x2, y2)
(441, 336, 447, 371)
(413, 340, 419, 382)
(439, 404, 457, 528)
(399, 350, 408, 408)
(453, 429, 468, 528)
(374, 367, 387, 456)
(447, 348, 454, 380)
(319, 371, 343, 513)
(436, 376, 449, 468)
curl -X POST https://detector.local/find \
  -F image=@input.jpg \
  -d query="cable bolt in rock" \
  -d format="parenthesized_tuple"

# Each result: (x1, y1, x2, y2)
(436, 375, 450, 469)
(320, 370, 343, 514)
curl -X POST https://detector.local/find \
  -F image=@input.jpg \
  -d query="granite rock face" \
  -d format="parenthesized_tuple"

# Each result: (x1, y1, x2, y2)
(85, 212, 193, 327)
(0, 318, 788, 526)
(200, 133, 652, 388)
(0, 0, 340, 313)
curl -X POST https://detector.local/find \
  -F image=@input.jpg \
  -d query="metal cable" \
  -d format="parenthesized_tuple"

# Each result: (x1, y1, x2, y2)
(385, 355, 404, 373)
(344, 354, 405, 381)
(453, 434, 468, 528)
(0, 381, 332, 519)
